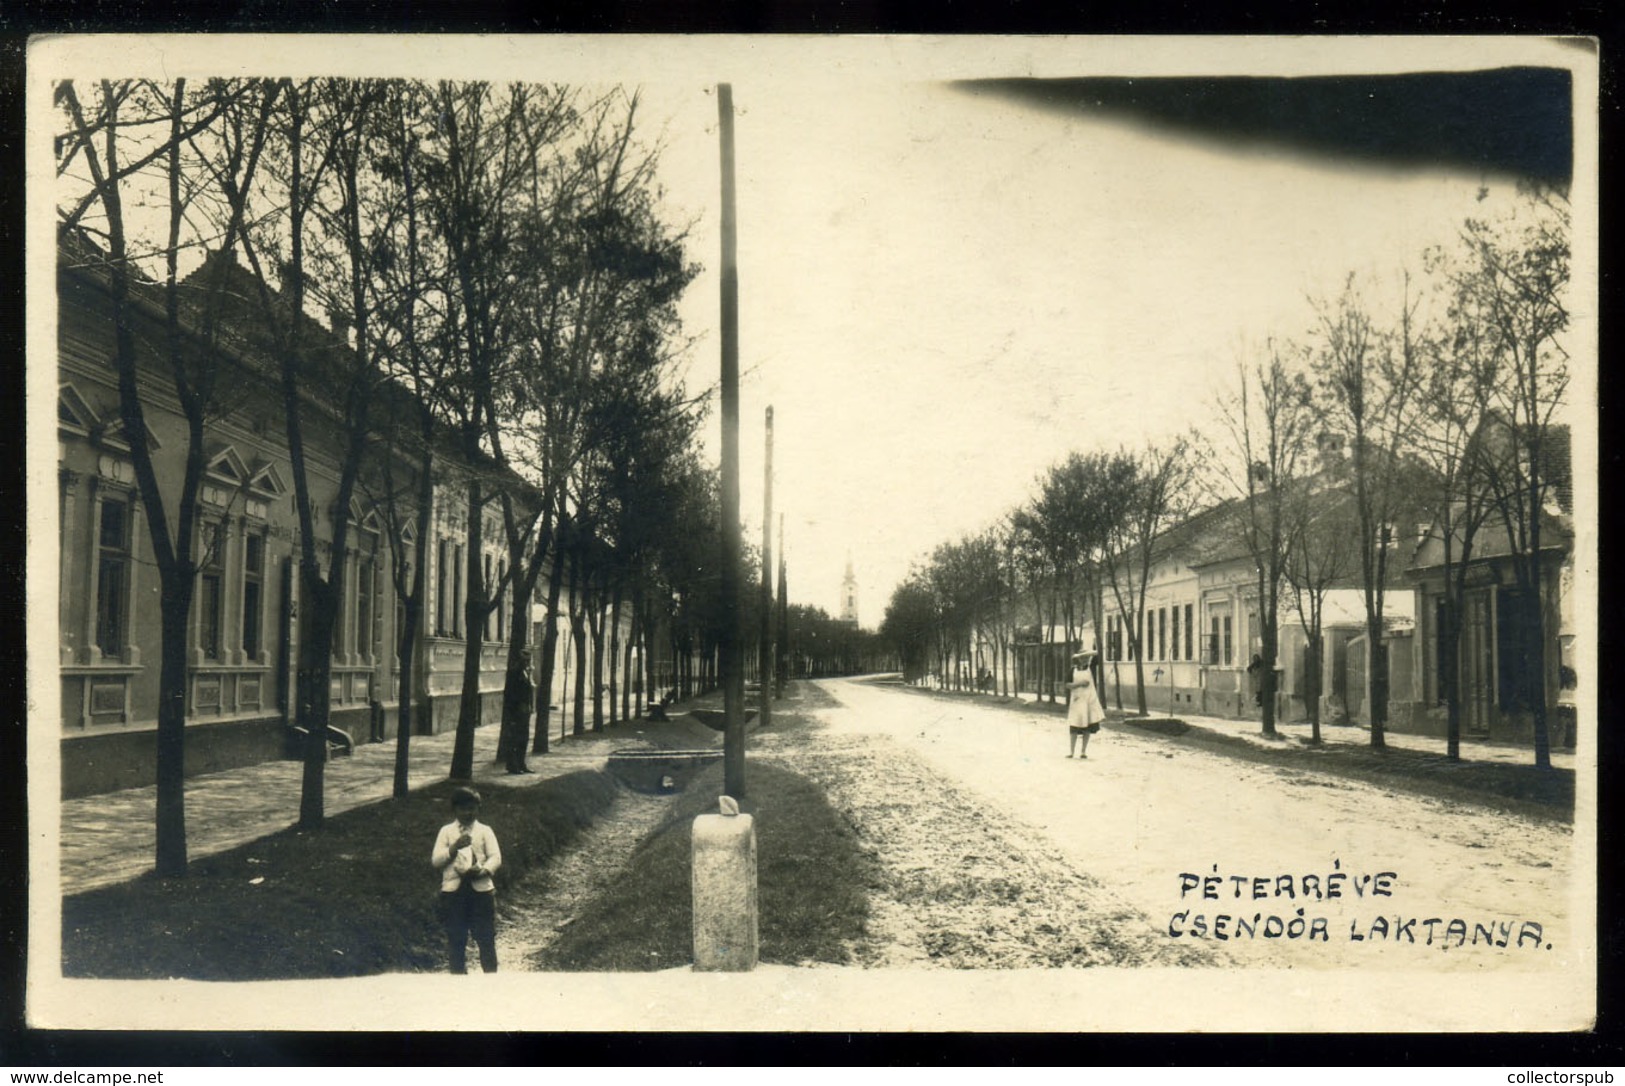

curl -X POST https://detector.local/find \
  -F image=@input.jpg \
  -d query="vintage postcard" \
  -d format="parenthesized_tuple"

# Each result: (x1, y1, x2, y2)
(26, 34, 1597, 1032)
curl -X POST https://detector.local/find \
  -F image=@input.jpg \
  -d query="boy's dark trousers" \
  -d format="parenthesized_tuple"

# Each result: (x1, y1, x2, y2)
(439, 884, 497, 973)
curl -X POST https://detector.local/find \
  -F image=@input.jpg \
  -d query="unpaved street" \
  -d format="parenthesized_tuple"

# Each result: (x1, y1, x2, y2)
(783, 678, 1577, 972)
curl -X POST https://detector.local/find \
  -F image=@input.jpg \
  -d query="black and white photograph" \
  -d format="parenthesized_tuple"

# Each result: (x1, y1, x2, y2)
(25, 34, 1597, 1033)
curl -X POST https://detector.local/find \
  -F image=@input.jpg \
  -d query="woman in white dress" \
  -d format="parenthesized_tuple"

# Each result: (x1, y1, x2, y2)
(1066, 650, 1106, 759)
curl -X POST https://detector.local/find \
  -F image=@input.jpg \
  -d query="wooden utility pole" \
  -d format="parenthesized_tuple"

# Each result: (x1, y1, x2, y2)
(759, 406, 775, 729)
(776, 514, 788, 700)
(718, 84, 746, 798)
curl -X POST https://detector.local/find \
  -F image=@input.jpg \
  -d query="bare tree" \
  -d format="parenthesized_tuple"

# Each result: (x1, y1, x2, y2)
(1282, 459, 1358, 745)
(56, 77, 267, 874)
(489, 94, 699, 767)
(1409, 242, 1501, 762)
(1011, 452, 1119, 703)
(413, 81, 577, 781)
(1214, 345, 1315, 737)
(1100, 442, 1193, 718)
(1455, 189, 1571, 768)
(1312, 274, 1427, 749)
(362, 80, 447, 796)
(217, 78, 394, 826)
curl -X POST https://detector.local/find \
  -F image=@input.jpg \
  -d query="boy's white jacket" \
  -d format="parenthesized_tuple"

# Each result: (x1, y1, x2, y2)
(431, 819, 503, 892)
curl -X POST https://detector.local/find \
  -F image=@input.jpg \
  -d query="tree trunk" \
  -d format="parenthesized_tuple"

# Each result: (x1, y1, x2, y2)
(609, 585, 623, 725)
(589, 585, 606, 732)
(672, 632, 682, 698)
(497, 520, 546, 769)
(391, 444, 434, 797)
(1437, 523, 1461, 762)
(1365, 611, 1386, 750)
(675, 631, 688, 700)
(154, 577, 194, 876)
(393, 598, 421, 798)
(533, 540, 567, 755)
(636, 585, 652, 718)
(622, 587, 636, 721)
(1260, 611, 1279, 738)
(1133, 649, 1147, 717)
(450, 475, 486, 781)
(1257, 561, 1277, 738)
(1306, 627, 1323, 745)
(570, 570, 588, 737)
(1520, 436, 1551, 767)
(497, 615, 533, 772)
(640, 595, 653, 712)
(685, 634, 695, 699)
(1526, 577, 1551, 768)
(297, 572, 339, 827)
(1441, 592, 1463, 762)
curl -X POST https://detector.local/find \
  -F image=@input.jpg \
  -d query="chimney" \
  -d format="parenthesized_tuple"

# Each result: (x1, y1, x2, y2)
(329, 307, 353, 348)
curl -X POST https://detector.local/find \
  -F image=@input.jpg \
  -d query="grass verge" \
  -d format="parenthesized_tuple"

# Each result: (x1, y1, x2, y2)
(62, 769, 619, 980)
(534, 758, 877, 971)
(1169, 724, 1574, 818)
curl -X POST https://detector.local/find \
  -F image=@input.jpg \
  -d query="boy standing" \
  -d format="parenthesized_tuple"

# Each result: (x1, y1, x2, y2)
(431, 786, 502, 973)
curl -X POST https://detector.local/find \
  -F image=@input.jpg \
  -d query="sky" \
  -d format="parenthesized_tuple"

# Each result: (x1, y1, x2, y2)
(31, 35, 1593, 625)
(636, 72, 1554, 622)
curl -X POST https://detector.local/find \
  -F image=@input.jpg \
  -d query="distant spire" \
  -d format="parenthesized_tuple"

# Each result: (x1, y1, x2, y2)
(840, 552, 859, 626)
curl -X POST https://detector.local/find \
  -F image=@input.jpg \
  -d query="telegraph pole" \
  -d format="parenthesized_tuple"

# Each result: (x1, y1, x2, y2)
(718, 84, 746, 798)
(776, 514, 788, 700)
(759, 406, 775, 729)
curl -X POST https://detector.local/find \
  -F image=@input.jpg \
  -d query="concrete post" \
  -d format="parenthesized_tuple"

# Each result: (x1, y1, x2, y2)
(691, 795, 758, 971)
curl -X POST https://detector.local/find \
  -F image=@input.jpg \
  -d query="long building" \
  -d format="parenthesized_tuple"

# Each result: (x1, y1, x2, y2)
(1095, 469, 1574, 747)
(54, 233, 616, 797)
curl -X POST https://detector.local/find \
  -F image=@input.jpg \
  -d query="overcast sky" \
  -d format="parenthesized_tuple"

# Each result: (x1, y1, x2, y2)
(32, 35, 1592, 625)
(641, 77, 1535, 622)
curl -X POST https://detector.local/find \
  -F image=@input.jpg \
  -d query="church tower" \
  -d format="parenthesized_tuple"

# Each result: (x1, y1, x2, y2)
(839, 554, 859, 627)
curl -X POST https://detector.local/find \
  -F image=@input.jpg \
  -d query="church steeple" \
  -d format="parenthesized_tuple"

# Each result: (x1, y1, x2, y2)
(839, 553, 859, 626)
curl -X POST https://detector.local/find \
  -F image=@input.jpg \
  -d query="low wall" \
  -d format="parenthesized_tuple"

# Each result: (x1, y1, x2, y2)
(426, 689, 504, 735)
(61, 691, 505, 799)
(1393, 700, 1577, 749)
(1103, 670, 1309, 726)
(61, 714, 285, 799)
(607, 749, 724, 794)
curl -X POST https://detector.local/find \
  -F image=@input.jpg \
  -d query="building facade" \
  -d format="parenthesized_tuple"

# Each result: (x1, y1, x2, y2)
(1400, 506, 1573, 745)
(55, 238, 552, 797)
(1096, 499, 1422, 729)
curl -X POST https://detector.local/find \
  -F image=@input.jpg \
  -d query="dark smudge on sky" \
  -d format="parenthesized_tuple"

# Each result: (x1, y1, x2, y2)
(956, 68, 1571, 186)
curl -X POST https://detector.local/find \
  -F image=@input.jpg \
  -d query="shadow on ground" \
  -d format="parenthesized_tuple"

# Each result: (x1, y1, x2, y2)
(890, 682, 1573, 821)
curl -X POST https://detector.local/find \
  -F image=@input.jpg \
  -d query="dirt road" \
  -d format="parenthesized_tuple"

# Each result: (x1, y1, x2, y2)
(802, 677, 1578, 972)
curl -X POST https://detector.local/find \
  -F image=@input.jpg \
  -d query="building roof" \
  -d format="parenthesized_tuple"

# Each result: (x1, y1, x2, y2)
(58, 228, 545, 510)
(1137, 496, 1248, 569)
(1406, 412, 1576, 576)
